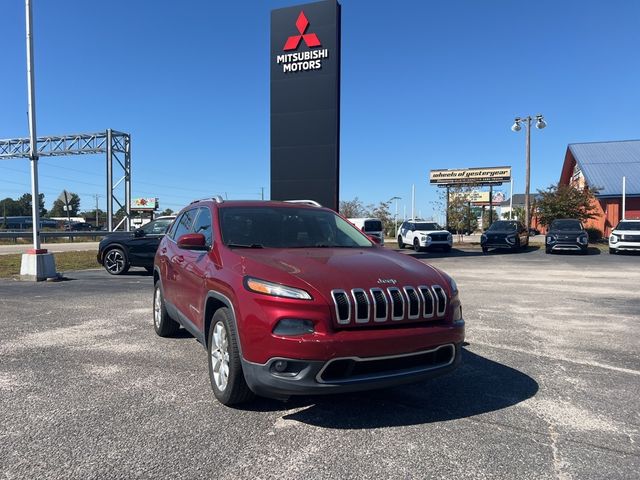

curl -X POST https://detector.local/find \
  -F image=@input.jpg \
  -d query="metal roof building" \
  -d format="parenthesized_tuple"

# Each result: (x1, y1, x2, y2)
(560, 139, 640, 235)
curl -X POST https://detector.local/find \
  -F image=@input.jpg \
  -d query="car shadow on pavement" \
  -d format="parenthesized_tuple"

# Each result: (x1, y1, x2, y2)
(398, 248, 487, 259)
(243, 347, 539, 429)
(548, 246, 601, 256)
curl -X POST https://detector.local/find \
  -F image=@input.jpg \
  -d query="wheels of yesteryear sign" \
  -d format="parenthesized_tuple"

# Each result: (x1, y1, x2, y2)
(429, 167, 512, 186)
(131, 198, 158, 211)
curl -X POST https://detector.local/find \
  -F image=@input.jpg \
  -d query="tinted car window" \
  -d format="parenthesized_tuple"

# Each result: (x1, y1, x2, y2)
(173, 209, 197, 239)
(550, 219, 583, 231)
(193, 207, 213, 246)
(414, 222, 440, 230)
(363, 220, 383, 232)
(615, 221, 640, 231)
(140, 218, 174, 235)
(487, 221, 517, 232)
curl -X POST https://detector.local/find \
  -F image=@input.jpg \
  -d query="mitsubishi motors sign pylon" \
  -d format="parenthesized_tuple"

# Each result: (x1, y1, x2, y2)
(270, 0, 341, 211)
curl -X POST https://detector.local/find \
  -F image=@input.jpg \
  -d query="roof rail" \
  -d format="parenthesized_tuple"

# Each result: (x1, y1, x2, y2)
(284, 199, 323, 207)
(190, 195, 225, 205)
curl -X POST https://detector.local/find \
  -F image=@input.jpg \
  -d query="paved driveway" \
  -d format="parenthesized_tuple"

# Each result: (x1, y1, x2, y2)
(0, 247, 638, 479)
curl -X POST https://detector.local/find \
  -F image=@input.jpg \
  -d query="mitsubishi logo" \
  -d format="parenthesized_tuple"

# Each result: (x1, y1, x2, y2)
(283, 11, 321, 51)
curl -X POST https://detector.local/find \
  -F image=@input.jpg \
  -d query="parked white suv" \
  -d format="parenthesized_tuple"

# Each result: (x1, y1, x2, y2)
(609, 219, 640, 254)
(398, 220, 452, 252)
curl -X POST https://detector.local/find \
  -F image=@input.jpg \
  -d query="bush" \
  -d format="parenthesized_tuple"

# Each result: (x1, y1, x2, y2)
(585, 227, 603, 242)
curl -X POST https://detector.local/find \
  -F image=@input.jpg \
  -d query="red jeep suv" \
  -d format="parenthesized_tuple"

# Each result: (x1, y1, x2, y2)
(153, 198, 465, 405)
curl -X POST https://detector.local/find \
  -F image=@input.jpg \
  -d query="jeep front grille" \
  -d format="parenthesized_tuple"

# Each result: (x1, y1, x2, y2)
(330, 285, 448, 326)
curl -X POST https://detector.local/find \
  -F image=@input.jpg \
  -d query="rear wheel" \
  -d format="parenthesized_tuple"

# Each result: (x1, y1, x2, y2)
(397, 236, 405, 249)
(103, 247, 129, 275)
(207, 308, 254, 406)
(153, 281, 179, 337)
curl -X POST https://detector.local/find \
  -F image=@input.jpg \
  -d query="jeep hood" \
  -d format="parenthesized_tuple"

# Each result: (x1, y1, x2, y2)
(236, 248, 448, 299)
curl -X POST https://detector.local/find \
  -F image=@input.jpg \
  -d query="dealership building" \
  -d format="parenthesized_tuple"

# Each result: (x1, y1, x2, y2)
(559, 140, 640, 236)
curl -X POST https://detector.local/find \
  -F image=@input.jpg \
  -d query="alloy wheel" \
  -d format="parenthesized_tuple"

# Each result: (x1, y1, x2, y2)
(210, 321, 230, 391)
(104, 249, 125, 274)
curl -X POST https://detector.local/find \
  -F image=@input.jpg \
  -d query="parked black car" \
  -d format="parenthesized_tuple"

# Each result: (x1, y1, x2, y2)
(481, 220, 529, 253)
(97, 216, 175, 275)
(545, 219, 588, 254)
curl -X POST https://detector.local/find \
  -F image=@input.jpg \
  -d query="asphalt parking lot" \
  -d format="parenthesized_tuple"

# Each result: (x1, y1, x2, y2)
(1, 247, 639, 479)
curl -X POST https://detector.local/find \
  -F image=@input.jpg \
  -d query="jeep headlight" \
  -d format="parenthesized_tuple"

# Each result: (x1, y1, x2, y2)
(578, 233, 588, 245)
(244, 277, 312, 300)
(546, 235, 556, 244)
(506, 234, 516, 244)
(610, 234, 619, 244)
(448, 276, 458, 295)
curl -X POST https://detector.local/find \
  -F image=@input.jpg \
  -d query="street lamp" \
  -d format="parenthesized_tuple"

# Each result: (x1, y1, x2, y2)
(389, 196, 401, 237)
(511, 114, 546, 231)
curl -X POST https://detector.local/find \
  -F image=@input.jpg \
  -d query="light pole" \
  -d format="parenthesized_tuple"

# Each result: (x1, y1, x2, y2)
(389, 196, 401, 238)
(511, 114, 546, 231)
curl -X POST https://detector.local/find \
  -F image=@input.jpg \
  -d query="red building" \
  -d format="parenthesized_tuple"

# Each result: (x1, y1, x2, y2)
(559, 140, 640, 236)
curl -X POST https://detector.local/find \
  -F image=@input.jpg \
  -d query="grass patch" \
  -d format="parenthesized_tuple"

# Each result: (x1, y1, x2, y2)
(0, 250, 99, 278)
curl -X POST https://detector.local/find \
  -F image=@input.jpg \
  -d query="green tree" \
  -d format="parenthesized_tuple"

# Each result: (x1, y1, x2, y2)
(159, 208, 174, 216)
(482, 209, 499, 229)
(16, 193, 46, 216)
(339, 197, 367, 218)
(50, 192, 81, 217)
(370, 199, 394, 236)
(535, 184, 599, 228)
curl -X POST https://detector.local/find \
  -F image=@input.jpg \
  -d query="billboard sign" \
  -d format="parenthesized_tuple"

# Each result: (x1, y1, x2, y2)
(131, 198, 158, 210)
(271, 0, 341, 211)
(430, 166, 512, 186)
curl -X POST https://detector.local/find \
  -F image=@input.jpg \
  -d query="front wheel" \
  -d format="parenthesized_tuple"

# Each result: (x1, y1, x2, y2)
(397, 236, 405, 249)
(482, 247, 488, 253)
(609, 248, 617, 255)
(443, 245, 452, 253)
(103, 247, 129, 275)
(208, 308, 254, 406)
(413, 239, 422, 252)
(545, 248, 552, 254)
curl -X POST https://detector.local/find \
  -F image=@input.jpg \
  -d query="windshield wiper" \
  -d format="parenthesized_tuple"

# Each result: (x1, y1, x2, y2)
(226, 243, 264, 249)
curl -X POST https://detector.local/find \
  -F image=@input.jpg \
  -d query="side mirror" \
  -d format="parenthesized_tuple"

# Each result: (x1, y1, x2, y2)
(367, 234, 381, 245)
(177, 233, 209, 251)
(134, 229, 144, 237)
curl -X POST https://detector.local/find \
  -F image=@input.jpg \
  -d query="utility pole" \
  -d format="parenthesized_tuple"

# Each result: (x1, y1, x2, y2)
(94, 194, 101, 227)
(20, 0, 57, 280)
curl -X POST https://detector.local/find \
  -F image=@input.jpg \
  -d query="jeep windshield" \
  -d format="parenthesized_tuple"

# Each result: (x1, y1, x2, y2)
(219, 207, 373, 248)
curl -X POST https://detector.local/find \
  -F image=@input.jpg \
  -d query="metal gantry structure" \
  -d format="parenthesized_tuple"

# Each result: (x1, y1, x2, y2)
(0, 129, 131, 231)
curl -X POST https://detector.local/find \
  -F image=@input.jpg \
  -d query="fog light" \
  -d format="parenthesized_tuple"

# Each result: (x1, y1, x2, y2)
(273, 360, 288, 372)
(273, 318, 314, 336)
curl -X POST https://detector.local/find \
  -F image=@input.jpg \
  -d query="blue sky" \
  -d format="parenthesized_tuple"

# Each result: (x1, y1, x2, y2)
(1, 0, 639, 221)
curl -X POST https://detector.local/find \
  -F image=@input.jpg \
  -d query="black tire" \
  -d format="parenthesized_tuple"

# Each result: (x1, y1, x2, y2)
(443, 245, 452, 253)
(153, 281, 180, 337)
(545, 248, 552, 254)
(482, 247, 488, 254)
(145, 266, 154, 274)
(103, 247, 129, 275)
(413, 238, 422, 252)
(609, 248, 616, 255)
(207, 308, 254, 406)
(397, 236, 405, 249)
(581, 247, 588, 255)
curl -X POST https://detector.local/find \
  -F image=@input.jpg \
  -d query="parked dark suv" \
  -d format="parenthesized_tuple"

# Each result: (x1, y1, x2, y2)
(97, 216, 175, 275)
(153, 198, 465, 405)
(545, 219, 588, 254)
(480, 220, 529, 253)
